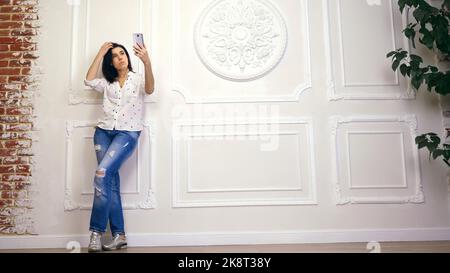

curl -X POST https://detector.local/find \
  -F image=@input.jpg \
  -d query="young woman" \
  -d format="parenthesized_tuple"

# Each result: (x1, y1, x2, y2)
(84, 42, 154, 252)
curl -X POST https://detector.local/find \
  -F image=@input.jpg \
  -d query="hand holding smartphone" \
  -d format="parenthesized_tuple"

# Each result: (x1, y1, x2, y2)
(133, 33, 144, 47)
(132, 33, 151, 65)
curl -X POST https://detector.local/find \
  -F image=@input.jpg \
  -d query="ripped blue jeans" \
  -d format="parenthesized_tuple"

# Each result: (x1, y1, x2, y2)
(89, 127, 141, 235)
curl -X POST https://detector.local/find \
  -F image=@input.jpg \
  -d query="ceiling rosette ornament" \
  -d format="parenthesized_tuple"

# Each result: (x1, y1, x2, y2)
(194, 0, 288, 81)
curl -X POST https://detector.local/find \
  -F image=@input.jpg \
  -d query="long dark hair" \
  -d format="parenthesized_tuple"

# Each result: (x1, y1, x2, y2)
(102, 43, 133, 83)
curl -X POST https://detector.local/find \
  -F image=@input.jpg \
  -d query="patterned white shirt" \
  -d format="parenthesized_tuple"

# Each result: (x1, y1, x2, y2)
(84, 71, 148, 131)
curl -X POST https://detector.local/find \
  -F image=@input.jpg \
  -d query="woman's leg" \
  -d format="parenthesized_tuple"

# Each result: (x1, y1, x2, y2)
(89, 130, 140, 233)
(89, 128, 113, 233)
(91, 128, 121, 234)
(109, 172, 124, 235)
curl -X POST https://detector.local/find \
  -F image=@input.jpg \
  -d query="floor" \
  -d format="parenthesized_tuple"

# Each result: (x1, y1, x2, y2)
(1, 241, 450, 253)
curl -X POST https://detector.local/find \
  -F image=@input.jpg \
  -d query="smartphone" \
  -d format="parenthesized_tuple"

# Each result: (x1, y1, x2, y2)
(133, 33, 144, 47)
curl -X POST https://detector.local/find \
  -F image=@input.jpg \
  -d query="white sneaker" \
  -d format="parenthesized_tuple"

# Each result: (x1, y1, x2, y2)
(88, 231, 103, 253)
(102, 234, 127, 251)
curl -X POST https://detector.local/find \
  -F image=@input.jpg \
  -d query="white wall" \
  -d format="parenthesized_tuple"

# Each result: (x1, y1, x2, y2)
(3, 0, 450, 249)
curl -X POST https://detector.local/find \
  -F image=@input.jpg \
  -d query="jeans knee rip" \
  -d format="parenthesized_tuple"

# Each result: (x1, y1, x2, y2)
(94, 145, 102, 152)
(95, 168, 106, 178)
(95, 186, 103, 197)
(94, 168, 106, 197)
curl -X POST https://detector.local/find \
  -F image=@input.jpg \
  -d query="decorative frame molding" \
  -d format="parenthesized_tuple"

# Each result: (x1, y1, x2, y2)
(68, 0, 158, 105)
(172, 0, 312, 103)
(172, 117, 318, 207)
(323, 0, 415, 101)
(64, 120, 156, 211)
(330, 115, 424, 205)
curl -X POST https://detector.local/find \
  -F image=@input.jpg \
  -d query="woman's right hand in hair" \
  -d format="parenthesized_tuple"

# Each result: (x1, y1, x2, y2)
(86, 42, 113, 81)
(98, 42, 113, 57)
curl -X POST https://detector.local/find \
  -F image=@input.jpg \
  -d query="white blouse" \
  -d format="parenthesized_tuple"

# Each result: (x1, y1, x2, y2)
(84, 71, 148, 131)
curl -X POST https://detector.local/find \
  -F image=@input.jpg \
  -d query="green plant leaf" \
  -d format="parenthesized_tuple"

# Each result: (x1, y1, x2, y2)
(400, 64, 409, 76)
(413, 8, 427, 21)
(409, 54, 423, 63)
(411, 75, 424, 90)
(429, 66, 439, 73)
(432, 149, 444, 160)
(386, 51, 397, 58)
(404, 27, 417, 47)
(392, 60, 401, 71)
(419, 31, 435, 49)
(417, 139, 428, 149)
(399, 0, 407, 13)
(444, 149, 450, 160)
(415, 135, 426, 144)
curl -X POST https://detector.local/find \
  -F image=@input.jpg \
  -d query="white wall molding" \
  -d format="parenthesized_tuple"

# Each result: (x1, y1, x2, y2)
(338, 0, 398, 87)
(172, 117, 317, 207)
(330, 115, 424, 205)
(68, 0, 158, 105)
(172, 0, 312, 103)
(2, 228, 450, 249)
(64, 120, 156, 211)
(323, 0, 415, 101)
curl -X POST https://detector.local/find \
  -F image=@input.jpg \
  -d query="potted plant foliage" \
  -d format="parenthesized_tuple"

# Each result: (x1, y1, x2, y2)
(387, 0, 450, 165)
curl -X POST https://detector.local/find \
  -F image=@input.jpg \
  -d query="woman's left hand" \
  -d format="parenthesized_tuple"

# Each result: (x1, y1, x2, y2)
(133, 43, 150, 65)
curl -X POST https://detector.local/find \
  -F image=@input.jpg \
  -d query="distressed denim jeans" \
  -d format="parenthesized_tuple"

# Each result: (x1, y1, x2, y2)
(89, 127, 141, 235)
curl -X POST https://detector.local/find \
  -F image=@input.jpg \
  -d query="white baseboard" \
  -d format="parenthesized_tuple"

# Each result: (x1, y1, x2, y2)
(1, 228, 450, 250)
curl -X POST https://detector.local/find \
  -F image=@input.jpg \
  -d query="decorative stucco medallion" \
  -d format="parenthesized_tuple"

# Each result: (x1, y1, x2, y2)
(194, 0, 288, 81)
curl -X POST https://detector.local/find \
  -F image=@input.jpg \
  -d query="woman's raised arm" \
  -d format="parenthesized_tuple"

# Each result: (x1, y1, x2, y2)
(86, 42, 113, 81)
(133, 43, 154, 94)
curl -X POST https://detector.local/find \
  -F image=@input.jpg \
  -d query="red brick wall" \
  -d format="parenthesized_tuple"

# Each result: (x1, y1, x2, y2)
(0, 0, 38, 235)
